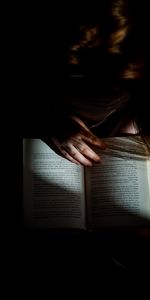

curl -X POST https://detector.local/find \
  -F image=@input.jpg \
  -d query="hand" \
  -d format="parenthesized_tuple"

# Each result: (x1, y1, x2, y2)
(43, 115, 107, 166)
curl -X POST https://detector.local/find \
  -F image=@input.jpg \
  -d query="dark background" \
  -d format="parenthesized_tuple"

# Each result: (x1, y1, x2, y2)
(7, 1, 150, 282)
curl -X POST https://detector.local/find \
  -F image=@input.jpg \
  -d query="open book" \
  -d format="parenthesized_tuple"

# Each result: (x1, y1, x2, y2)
(23, 137, 150, 230)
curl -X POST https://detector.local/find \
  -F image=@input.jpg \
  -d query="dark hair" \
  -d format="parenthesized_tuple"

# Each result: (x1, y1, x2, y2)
(67, 0, 149, 151)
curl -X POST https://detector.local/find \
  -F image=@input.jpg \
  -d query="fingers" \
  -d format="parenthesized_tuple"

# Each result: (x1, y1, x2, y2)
(52, 137, 98, 166)
(61, 149, 81, 165)
(51, 134, 104, 166)
(81, 131, 106, 149)
(51, 137, 79, 165)
(71, 115, 107, 149)
(61, 142, 101, 166)
(72, 139, 101, 162)
(49, 114, 107, 166)
(66, 144, 94, 167)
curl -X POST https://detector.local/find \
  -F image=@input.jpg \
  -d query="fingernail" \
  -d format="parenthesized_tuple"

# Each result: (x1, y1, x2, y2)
(87, 162, 93, 167)
(96, 157, 101, 162)
(93, 158, 101, 164)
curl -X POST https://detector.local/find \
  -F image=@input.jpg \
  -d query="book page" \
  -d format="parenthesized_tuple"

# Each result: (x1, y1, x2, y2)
(23, 139, 86, 229)
(86, 137, 150, 228)
(147, 159, 150, 196)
